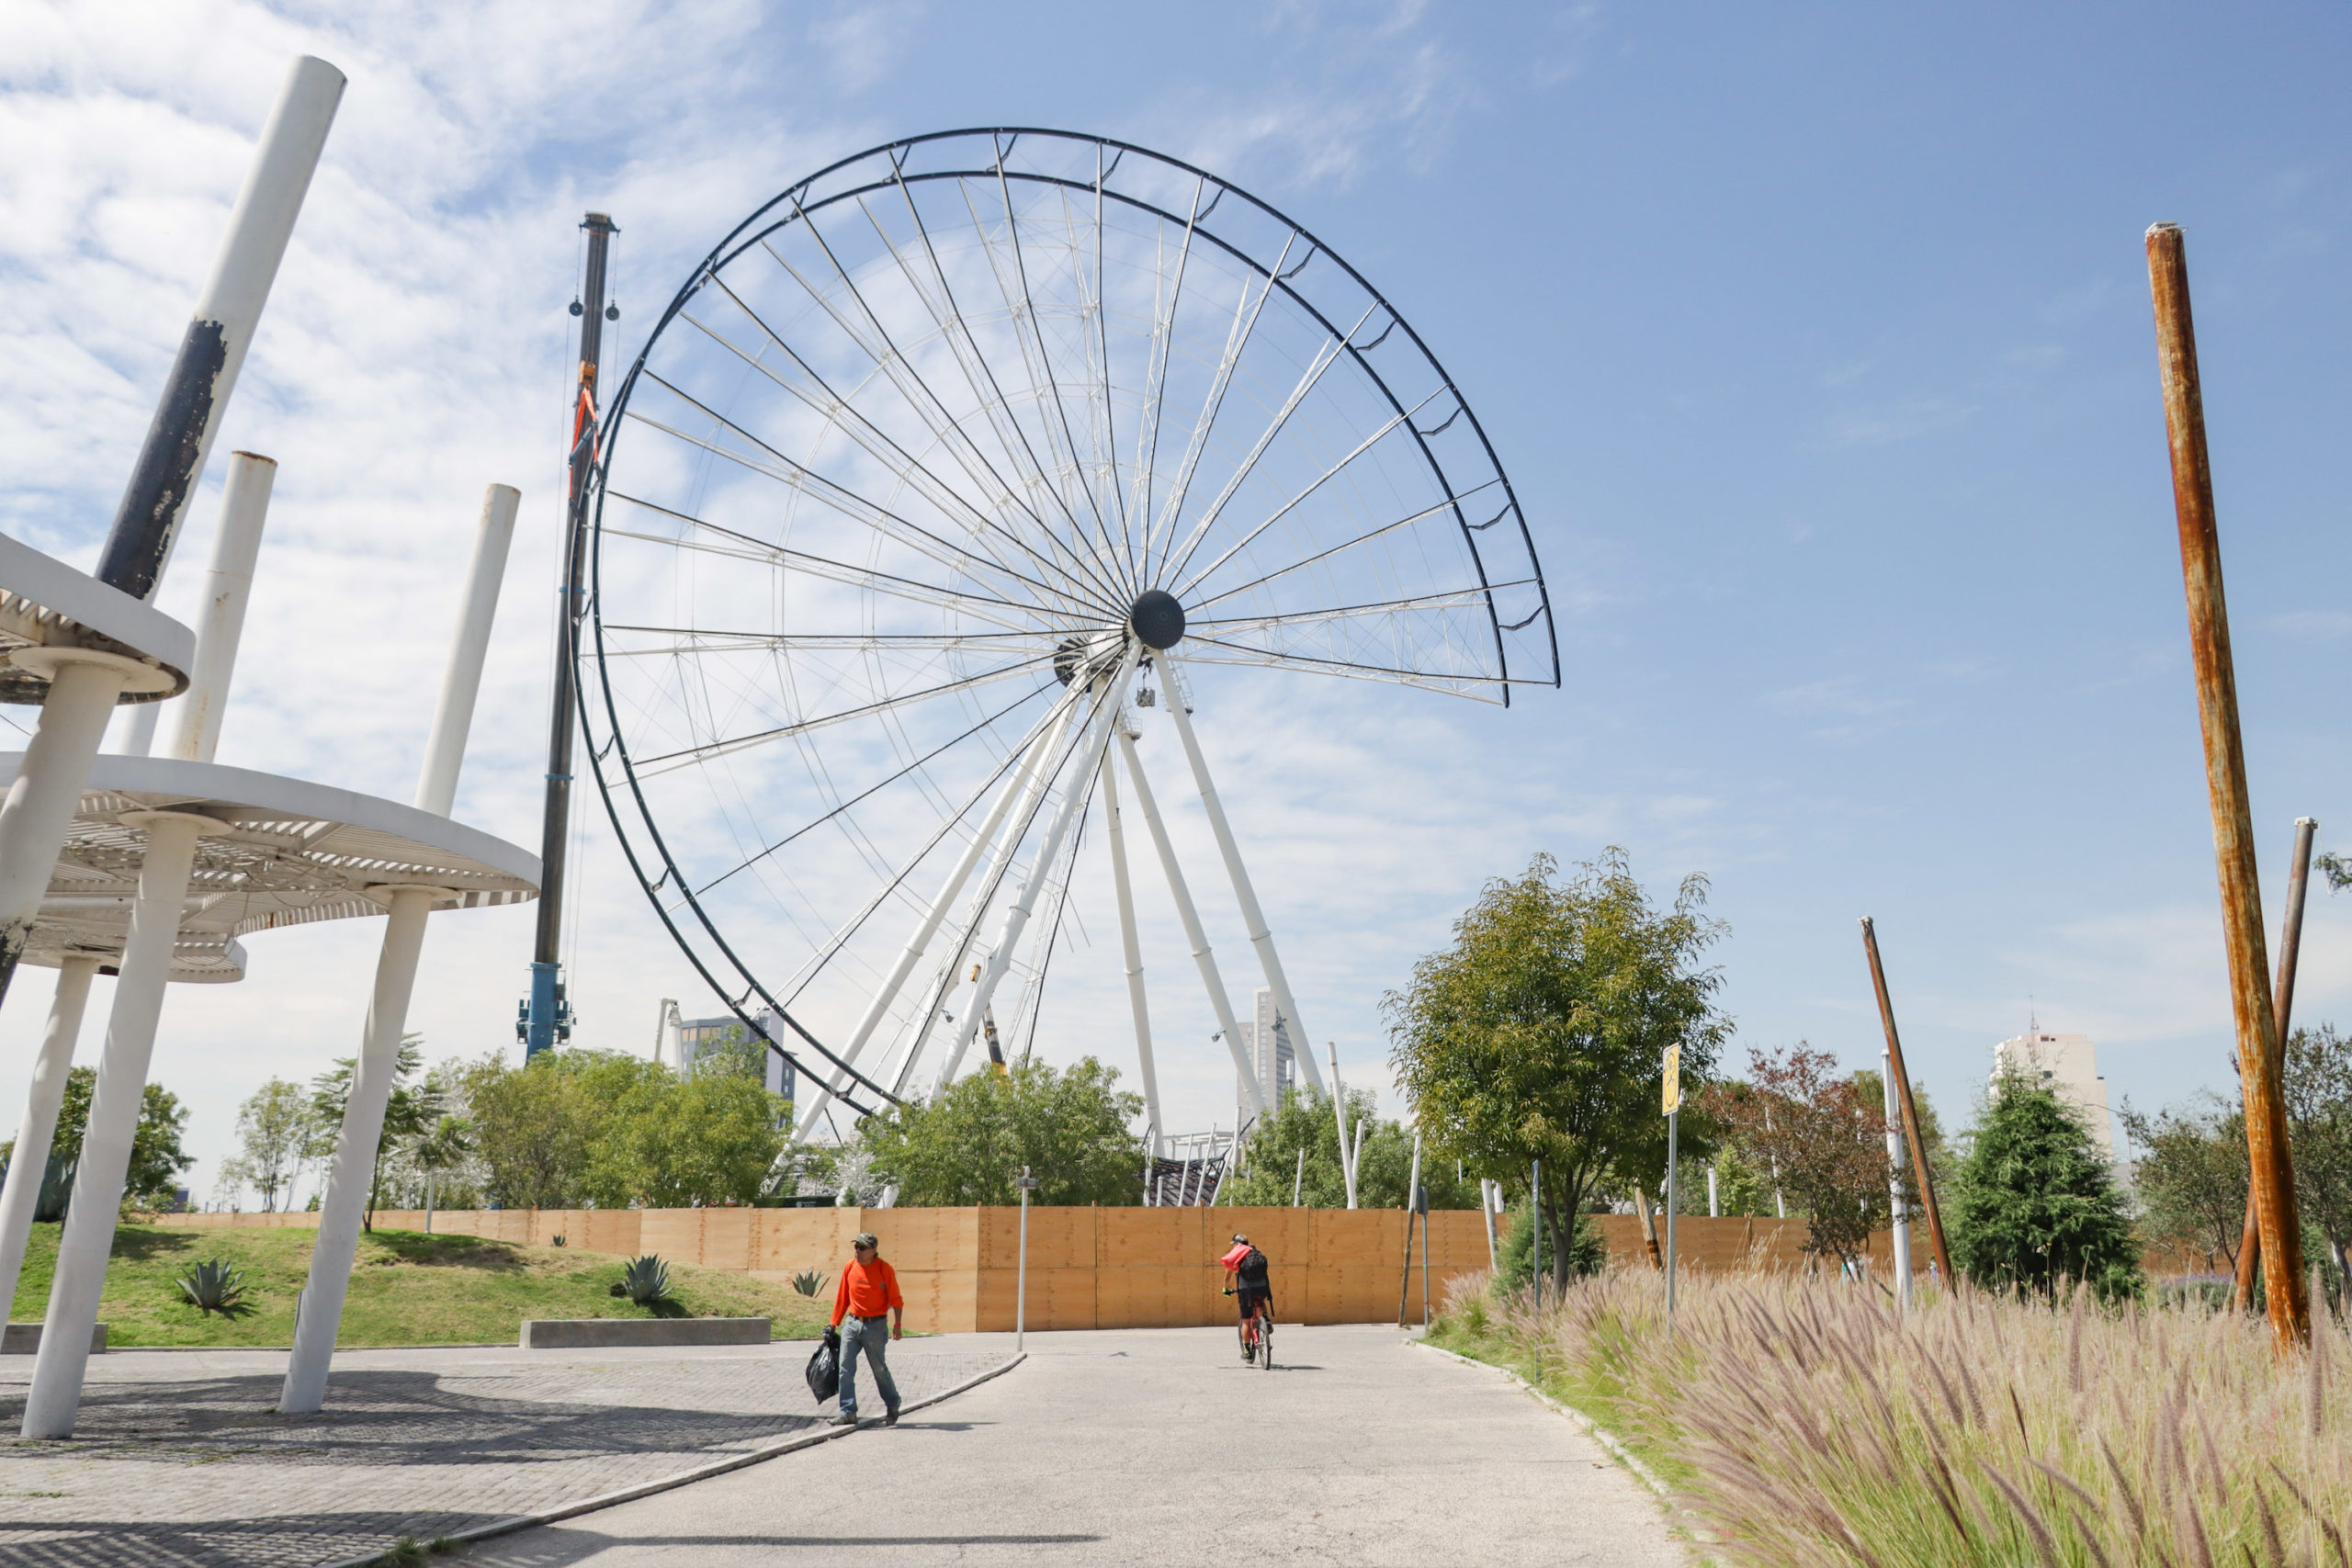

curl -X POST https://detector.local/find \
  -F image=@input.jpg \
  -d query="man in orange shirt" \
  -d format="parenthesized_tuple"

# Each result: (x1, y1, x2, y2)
(830, 1231, 905, 1427)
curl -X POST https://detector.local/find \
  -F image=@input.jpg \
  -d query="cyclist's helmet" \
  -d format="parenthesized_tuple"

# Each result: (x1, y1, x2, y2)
(1231, 1234, 1249, 1245)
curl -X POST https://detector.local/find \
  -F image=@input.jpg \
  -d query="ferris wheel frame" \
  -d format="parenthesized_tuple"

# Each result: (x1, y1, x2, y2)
(577, 127, 1560, 1122)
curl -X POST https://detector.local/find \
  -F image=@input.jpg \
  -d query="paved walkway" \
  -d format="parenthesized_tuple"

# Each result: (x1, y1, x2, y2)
(0, 1337, 1009, 1566)
(467, 1325, 1690, 1567)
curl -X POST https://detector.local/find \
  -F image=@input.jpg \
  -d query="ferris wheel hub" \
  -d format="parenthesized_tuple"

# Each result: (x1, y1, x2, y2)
(1128, 590, 1186, 651)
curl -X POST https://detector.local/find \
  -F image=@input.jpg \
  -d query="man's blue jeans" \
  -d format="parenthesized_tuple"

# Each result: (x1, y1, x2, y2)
(839, 1314, 899, 1416)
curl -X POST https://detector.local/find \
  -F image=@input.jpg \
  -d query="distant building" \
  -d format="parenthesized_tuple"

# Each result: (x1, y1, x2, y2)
(680, 1007, 797, 1104)
(1993, 1029, 2113, 1162)
(1237, 987, 1295, 1123)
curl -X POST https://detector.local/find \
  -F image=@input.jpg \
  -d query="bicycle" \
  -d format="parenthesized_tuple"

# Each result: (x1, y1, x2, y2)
(1226, 1288, 1275, 1371)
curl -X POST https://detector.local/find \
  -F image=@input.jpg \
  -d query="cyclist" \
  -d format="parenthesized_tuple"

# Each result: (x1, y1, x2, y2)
(1220, 1233, 1273, 1362)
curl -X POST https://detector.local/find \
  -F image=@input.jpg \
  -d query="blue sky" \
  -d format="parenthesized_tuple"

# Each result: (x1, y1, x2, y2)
(2, 1, 2348, 1194)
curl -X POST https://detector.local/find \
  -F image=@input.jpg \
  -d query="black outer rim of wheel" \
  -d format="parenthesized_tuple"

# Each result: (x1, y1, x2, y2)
(578, 128, 1560, 1114)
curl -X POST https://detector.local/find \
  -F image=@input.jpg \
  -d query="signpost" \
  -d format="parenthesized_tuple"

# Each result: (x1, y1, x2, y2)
(1663, 1043, 1681, 1323)
(1014, 1167, 1039, 1351)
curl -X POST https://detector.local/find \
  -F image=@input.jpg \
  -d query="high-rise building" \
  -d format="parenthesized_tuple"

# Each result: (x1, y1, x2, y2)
(1992, 1028, 2113, 1163)
(1238, 987, 1295, 1121)
(679, 1007, 797, 1104)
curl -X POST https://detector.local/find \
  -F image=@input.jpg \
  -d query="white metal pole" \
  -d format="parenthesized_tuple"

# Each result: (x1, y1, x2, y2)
(1016, 1174, 1031, 1352)
(1665, 1107, 1679, 1324)
(797, 688, 1084, 1139)
(280, 885, 436, 1413)
(1294, 1147, 1306, 1207)
(23, 812, 210, 1437)
(1158, 655, 1325, 1094)
(115, 695, 162, 758)
(413, 484, 518, 816)
(165, 452, 276, 763)
(0, 956, 99, 1317)
(0, 660, 135, 992)
(1708, 1164, 1720, 1219)
(1114, 729, 1263, 1116)
(1099, 750, 1163, 1158)
(934, 656, 1137, 1095)
(1481, 1179, 1500, 1271)
(1883, 1047, 1914, 1312)
(1329, 1041, 1358, 1209)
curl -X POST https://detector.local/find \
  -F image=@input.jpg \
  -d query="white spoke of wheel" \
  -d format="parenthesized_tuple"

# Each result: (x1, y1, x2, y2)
(1114, 727, 1265, 1115)
(1182, 484, 1497, 615)
(629, 654, 1056, 777)
(1087, 150, 1133, 560)
(628, 386, 1105, 625)
(862, 184, 1125, 607)
(768, 205, 1128, 613)
(599, 630, 1067, 662)
(1159, 653, 1324, 1095)
(1186, 581, 1535, 637)
(679, 285, 1110, 614)
(1180, 633, 1522, 692)
(1170, 387, 1450, 603)
(1100, 746, 1163, 1158)
(1129, 176, 1205, 545)
(1142, 230, 1296, 583)
(789, 682, 1090, 1143)
(932, 645, 1140, 1099)
(605, 499, 1074, 636)
(1154, 299, 1377, 590)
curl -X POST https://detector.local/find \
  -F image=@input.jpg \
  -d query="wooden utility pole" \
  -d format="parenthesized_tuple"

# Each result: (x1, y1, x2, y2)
(1860, 919, 1951, 1287)
(2233, 816, 2317, 1309)
(2146, 221, 2308, 1350)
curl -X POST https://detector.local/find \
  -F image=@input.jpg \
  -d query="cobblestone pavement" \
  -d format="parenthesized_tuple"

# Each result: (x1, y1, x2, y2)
(0, 1337, 1012, 1567)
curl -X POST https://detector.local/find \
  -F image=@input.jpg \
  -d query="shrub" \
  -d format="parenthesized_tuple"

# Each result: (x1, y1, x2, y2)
(1951, 1074, 2142, 1300)
(175, 1258, 247, 1316)
(790, 1269, 827, 1297)
(1494, 1197, 1605, 1293)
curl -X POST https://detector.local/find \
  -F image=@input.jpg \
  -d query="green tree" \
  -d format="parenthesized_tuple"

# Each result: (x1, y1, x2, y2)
(2117, 1091, 2247, 1269)
(589, 1072, 787, 1207)
(460, 1048, 666, 1209)
(1950, 1075, 2141, 1301)
(309, 1035, 444, 1230)
(1495, 1195, 1606, 1290)
(861, 1056, 1145, 1206)
(1221, 1089, 1481, 1209)
(2284, 1024, 2352, 1285)
(28, 1066, 196, 1210)
(1385, 848, 1729, 1288)
(220, 1077, 311, 1212)
(1713, 1045, 1892, 1268)
(687, 1021, 772, 1085)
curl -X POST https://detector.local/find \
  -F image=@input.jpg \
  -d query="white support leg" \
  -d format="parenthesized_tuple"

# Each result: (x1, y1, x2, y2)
(0, 955, 99, 1318)
(0, 659, 135, 998)
(1100, 749, 1162, 1158)
(22, 812, 212, 1438)
(1114, 728, 1264, 1117)
(164, 451, 276, 764)
(933, 654, 1139, 1097)
(796, 687, 1087, 1140)
(281, 885, 436, 1413)
(1159, 655, 1325, 1095)
(1328, 1041, 1359, 1209)
(413, 484, 519, 817)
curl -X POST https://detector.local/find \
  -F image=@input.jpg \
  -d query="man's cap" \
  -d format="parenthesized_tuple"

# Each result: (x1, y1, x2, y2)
(853, 1232, 878, 1250)
(1231, 1233, 1249, 1244)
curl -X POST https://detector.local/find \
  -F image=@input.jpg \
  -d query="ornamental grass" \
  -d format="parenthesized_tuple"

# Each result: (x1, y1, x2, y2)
(1435, 1267, 2352, 1566)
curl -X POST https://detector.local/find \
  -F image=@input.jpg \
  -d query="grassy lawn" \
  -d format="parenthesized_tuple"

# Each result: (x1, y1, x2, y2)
(6, 1223, 835, 1348)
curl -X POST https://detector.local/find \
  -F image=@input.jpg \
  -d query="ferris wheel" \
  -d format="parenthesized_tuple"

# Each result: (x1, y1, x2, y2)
(580, 128, 1556, 1148)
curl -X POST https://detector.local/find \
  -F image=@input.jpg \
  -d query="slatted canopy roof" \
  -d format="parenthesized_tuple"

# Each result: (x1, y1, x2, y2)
(0, 532, 192, 705)
(0, 755, 539, 975)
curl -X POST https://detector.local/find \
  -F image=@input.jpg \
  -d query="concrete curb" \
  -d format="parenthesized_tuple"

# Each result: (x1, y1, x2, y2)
(1408, 1338, 1720, 1563)
(319, 1351, 1026, 1568)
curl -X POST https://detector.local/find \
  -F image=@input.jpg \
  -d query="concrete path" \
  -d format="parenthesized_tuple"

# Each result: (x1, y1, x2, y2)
(467, 1325, 1690, 1567)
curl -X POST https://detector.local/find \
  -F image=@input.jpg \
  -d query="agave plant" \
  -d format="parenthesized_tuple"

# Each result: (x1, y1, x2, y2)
(789, 1269, 827, 1297)
(619, 1254, 673, 1306)
(176, 1258, 246, 1316)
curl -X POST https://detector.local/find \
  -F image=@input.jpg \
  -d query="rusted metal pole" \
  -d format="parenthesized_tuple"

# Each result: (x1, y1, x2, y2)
(1860, 919, 1952, 1287)
(2233, 816, 2317, 1309)
(2147, 221, 2307, 1350)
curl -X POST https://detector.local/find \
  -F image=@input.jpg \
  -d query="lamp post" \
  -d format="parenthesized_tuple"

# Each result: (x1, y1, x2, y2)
(1014, 1166, 1039, 1351)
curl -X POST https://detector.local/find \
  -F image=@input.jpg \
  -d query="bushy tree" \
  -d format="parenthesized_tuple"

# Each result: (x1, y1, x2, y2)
(2118, 1090, 2247, 1269)
(1951, 1076, 2141, 1300)
(1385, 849, 1729, 1290)
(460, 1049, 665, 1209)
(25, 1066, 195, 1211)
(861, 1056, 1145, 1206)
(1495, 1195, 1605, 1291)
(218, 1078, 312, 1212)
(1710, 1045, 1892, 1268)
(309, 1035, 443, 1230)
(588, 1072, 787, 1207)
(1223, 1089, 1482, 1209)
(2285, 1024, 2352, 1283)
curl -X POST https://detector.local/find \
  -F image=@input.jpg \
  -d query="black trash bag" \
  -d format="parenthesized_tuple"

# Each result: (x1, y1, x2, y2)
(806, 1325, 841, 1404)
